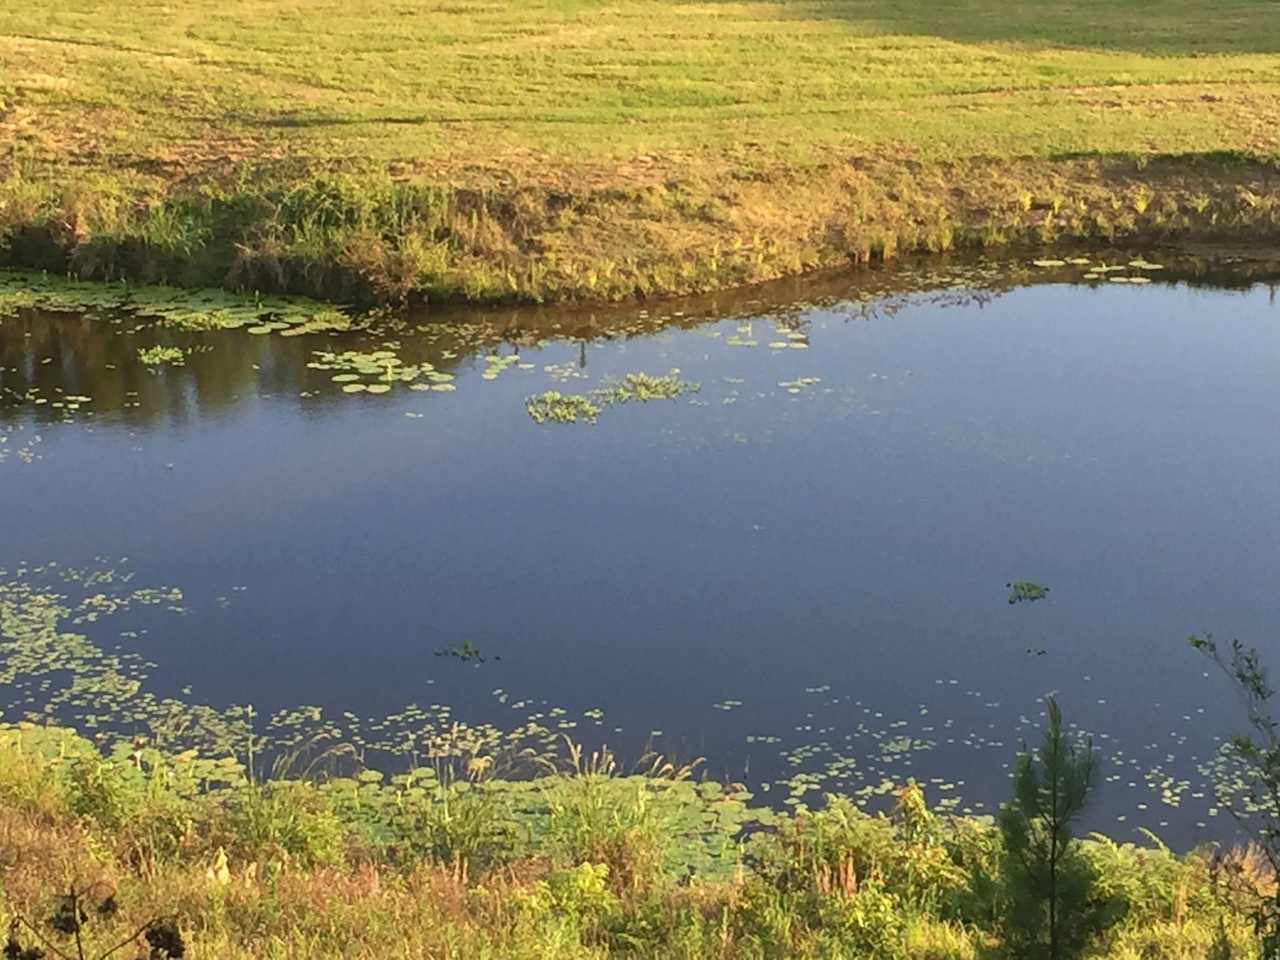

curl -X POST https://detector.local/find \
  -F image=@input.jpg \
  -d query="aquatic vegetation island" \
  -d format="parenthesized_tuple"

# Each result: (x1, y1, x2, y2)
(5, 2, 1280, 958)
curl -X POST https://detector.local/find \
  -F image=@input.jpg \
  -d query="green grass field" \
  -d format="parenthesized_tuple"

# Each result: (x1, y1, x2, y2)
(2, 2, 1280, 301)
(6, 1, 1280, 169)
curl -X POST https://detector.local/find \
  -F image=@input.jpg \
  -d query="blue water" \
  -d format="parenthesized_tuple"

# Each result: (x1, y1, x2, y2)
(4, 262, 1279, 844)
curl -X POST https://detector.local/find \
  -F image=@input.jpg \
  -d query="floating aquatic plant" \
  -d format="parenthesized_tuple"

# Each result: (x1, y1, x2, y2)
(0, 269, 354, 333)
(778, 377, 821, 395)
(594, 370, 697, 404)
(1007, 580, 1050, 604)
(137, 345, 186, 367)
(527, 371, 697, 425)
(434, 641, 497, 664)
(307, 344, 455, 396)
(526, 391, 602, 424)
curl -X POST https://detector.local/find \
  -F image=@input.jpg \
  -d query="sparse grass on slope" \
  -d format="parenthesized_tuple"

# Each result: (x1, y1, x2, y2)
(1, 1, 1279, 303)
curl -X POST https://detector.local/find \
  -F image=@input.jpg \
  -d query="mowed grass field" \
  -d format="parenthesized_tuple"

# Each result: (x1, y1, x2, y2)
(4, 0, 1280, 173)
(2, 1, 1280, 301)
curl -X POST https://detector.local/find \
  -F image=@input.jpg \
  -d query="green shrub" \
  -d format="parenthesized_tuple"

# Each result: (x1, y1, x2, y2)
(219, 782, 347, 869)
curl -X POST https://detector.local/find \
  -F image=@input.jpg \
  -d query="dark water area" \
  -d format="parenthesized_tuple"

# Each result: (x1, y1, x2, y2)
(4, 255, 1280, 848)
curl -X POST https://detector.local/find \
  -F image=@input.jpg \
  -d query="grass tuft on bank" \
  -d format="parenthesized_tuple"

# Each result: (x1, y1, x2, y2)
(2, 2, 1280, 304)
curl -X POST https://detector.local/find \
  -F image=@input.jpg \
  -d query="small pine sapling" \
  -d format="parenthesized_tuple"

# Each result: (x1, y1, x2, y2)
(998, 697, 1125, 960)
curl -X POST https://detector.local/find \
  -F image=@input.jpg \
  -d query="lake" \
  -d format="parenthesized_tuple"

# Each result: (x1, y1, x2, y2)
(3, 254, 1279, 847)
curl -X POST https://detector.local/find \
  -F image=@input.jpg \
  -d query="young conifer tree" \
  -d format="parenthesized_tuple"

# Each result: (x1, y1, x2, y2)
(998, 696, 1124, 960)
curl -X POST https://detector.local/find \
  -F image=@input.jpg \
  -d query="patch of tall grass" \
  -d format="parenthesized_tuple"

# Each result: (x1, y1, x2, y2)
(0, 722, 1267, 959)
(3, 156, 1279, 307)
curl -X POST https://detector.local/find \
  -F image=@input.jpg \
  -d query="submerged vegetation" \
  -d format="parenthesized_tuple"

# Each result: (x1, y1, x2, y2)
(1, 2, 1279, 304)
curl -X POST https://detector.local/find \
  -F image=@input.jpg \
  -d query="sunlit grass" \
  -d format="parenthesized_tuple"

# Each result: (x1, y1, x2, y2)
(2, 2, 1278, 303)
(3, 1, 1279, 166)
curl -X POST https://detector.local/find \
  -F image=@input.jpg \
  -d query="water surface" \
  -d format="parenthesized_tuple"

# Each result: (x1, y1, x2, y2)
(4, 256, 1280, 845)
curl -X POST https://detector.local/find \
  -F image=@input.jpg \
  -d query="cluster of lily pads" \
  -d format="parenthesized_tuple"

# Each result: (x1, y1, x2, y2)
(1031, 256, 1165, 284)
(0, 556, 1270, 839)
(0, 269, 357, 334)
(1, 385, 94, 419)
(306, 344, 457, 395)
(769, 330, 810, 350)
(778, 376, 822, 395)
(0, 562, 600, 773)
(482, 353, 531, 380)
(0, 425, 41, 464)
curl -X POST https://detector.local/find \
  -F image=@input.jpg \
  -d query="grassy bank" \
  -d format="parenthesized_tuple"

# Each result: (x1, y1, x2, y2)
(2, 2, 1279, 304)
(0, 723, 1269, 959)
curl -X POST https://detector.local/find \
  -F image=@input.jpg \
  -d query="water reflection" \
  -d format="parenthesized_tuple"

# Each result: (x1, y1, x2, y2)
(7, 251, 1277, 430)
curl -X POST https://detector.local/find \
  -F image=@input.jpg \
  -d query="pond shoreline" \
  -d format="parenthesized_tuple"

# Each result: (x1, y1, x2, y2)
(3, 153, 1278, 308)
(0, 720, 1264, 958)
